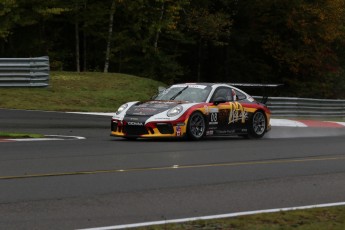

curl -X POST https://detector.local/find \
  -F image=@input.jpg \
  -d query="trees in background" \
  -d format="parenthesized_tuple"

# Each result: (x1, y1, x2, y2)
(1, 0, 345, 98)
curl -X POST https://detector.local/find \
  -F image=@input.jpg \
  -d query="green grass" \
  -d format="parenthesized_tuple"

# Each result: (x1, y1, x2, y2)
(137, 206, 345, 230)
(0, 132, 44, 138)
(0, 71, 165, 112)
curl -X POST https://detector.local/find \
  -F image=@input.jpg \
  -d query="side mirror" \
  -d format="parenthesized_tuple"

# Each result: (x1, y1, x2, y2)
(158, 86, 166, 93)
(152, 86, 167, 100)
(213, 99, 226, 105)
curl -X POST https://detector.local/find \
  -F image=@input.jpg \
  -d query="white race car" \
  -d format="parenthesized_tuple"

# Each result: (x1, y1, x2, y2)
(111, 83, 271, 140)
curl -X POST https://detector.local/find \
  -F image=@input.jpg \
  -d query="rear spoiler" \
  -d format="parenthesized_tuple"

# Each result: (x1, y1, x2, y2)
(229, 83, 283, 88)
(229, 83, 283, 104)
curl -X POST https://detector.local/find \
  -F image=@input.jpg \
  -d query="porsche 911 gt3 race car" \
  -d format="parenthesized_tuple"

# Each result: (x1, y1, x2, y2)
(111, 83, 271, 140)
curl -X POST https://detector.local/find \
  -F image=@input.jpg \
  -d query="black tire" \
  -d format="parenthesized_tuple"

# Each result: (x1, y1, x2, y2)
(187, 112, 206, 140)
(247, 110, 267, 139)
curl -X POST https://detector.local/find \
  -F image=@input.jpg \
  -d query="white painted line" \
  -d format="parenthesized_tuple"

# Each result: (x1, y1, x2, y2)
(68, 112, 115, 116)
(77, 201, 345, 230)
(7, 138, 64, 142)
(6, 135, 86, 142)
(45, 135, 86, 140)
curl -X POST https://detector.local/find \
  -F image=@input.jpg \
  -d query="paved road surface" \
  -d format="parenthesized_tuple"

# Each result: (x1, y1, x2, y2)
(1, 109, 345, 230)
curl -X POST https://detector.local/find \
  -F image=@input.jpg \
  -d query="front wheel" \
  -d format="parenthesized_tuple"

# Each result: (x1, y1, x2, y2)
(247, 111, 267, 139)
(187, 112, 206, 140)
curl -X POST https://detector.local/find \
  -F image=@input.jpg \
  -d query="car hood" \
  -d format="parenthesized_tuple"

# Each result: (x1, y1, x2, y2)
(126, 100, 185, 116)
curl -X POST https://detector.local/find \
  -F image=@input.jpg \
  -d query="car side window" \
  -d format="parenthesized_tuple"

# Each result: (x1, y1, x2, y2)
(211, 87, 233, 102)
(234, 89, 247, 101)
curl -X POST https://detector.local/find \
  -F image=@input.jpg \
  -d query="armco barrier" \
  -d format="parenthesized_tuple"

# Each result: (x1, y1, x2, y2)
(0, 56, 49, 87)
(254, 96, 345, 117)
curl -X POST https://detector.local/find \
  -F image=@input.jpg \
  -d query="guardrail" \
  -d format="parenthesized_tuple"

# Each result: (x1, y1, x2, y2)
(0, 56, 49, 87)
(254, 96, 345, 117)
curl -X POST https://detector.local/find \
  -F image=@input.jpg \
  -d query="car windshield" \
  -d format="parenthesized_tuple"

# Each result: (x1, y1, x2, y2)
(154, 85, 211, 102)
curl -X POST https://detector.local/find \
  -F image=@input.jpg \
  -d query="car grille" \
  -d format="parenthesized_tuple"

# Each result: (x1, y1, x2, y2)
(156, 123, 174, 134)
(123, 125, 149, 136)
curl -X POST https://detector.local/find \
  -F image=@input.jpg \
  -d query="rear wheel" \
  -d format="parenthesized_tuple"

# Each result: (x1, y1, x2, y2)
(187, 112, 206, 140)
(247, 111, 267, 139)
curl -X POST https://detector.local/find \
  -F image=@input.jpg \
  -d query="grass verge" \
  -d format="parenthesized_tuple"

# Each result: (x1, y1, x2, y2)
(0, 132, 44, 138)
(0, 71, 165, 112)
(137, 205, 345, 230)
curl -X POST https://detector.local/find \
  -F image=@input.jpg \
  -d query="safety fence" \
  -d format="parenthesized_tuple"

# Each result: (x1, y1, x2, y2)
(0, 56, 49, 87)
(255, 96, 345, 118)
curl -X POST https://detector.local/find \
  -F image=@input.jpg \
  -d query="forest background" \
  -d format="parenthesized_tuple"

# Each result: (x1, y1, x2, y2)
(1, 0, 345, 98)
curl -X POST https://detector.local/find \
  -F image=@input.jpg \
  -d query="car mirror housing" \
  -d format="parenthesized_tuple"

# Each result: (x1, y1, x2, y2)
(213, 99, 226, 105)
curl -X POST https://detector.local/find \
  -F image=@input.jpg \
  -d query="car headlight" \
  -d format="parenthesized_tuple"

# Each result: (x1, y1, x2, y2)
(167, 105, 183, 117)
(115, 103, 128, 115)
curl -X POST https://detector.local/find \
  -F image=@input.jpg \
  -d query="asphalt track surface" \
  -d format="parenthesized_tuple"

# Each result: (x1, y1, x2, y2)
(1, 108, 345, 230)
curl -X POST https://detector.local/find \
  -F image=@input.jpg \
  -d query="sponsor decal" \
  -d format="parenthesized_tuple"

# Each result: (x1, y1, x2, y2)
(127, 122, 144, 126)
(132, 112, 144, 115)
(215, 130, 235, 135)
(153, 104, 172, 108)
(209, 108, 219, 113)
(155, 117, 171, 120)
(172, 84, 207, 89)
(206, 130, 214, 136)
(176, 126, 181, 136)
(228, 102, 248, 124)
(136, 108, 158, 112)
(209, 112, 218, 125)
(131, 107, 158, 115)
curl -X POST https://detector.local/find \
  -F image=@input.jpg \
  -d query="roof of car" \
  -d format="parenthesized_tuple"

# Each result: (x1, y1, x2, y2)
(173, 83, 231, 87)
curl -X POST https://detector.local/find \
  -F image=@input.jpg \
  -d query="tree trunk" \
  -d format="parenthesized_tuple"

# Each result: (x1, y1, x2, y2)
(197, 40, 202, 82)
(104, 0, 116, 73)
(83, 0, 87, 72)
(75, 1, 80, 72)
(154, 1, 165, 52)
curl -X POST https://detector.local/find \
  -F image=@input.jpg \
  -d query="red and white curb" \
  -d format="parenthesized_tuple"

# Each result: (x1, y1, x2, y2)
(77, 201, 345, 230)
(0, 135, 85, 143)
(271, 119, 345, 128)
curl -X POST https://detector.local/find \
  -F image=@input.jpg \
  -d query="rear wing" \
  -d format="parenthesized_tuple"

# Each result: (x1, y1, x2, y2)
(229, 83, 283, 104)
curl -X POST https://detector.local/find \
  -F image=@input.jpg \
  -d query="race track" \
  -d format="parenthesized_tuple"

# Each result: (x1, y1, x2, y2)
(1, 109, 345, 230)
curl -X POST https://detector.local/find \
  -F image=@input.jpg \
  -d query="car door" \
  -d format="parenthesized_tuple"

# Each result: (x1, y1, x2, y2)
(209, 86, 247, 134)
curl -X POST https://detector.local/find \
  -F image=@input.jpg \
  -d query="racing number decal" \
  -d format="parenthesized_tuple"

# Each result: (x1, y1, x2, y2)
(209, 112, 218, 125)
(204, 107, 219, 125)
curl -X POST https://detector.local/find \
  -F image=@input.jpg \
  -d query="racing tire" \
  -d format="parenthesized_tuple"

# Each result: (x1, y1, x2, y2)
(247, 110, 267, 139)
(187, 111, 206, 141)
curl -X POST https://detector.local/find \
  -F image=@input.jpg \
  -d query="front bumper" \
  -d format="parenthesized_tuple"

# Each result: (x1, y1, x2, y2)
(111, 119, 187, 138)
